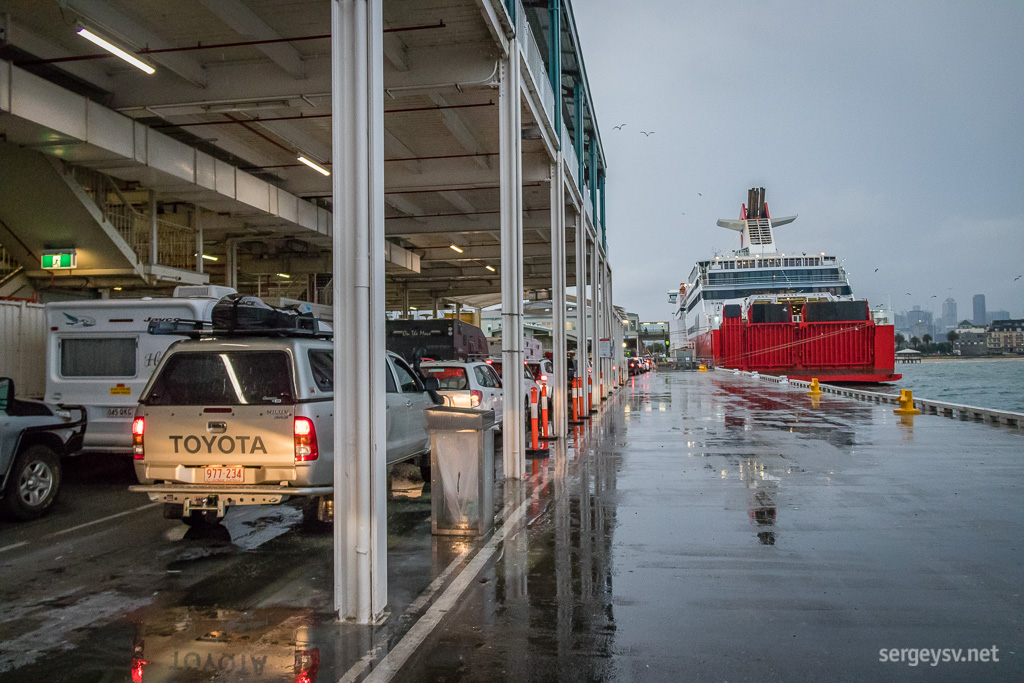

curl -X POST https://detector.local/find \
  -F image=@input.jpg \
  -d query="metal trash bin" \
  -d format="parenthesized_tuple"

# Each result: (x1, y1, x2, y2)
(424, 406, 495, 537)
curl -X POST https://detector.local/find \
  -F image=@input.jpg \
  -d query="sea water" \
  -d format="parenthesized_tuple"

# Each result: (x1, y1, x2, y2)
(864, 358, 1024, 413)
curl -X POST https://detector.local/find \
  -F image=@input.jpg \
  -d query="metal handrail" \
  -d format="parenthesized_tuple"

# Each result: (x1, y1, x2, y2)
(0, 243, 23, 283)
(515, 0, 556, 123)
(66, 164, 196, 270)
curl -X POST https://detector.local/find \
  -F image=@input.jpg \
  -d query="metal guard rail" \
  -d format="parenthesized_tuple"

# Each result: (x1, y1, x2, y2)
(721, 368, 1024, 429)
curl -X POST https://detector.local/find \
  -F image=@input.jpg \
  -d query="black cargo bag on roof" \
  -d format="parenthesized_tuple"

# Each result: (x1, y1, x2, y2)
(212, 294, 314, 332)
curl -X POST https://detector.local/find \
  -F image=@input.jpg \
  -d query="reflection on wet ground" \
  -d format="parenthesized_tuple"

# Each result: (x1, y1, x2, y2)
(401, 369, 1023, 681)
(2, 369, 1022, 681)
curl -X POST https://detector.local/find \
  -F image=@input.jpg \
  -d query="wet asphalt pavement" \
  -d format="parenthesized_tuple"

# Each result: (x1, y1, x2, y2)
(1, 369, 1022, 681)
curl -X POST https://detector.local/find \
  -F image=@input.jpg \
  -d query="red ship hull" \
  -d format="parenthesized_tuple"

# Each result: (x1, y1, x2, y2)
(710, 318, 901, 383)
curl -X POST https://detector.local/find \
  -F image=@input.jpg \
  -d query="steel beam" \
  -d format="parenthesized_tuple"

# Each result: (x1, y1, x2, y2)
(499, 41, 525, 480)
(196, 0, 305, 79)
(590, 231, 599, 408)
(331, 0, 386, 624)
(574, 213, 587, 416)
(550, 155, 567, 438)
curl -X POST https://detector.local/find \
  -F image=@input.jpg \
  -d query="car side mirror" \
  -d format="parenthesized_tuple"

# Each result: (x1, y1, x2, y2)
(0, 377, 11, 412)
(421, 376, 439, 392)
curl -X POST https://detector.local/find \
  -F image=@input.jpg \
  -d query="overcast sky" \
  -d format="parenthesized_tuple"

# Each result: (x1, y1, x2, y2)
(573, 0, 1024, 323)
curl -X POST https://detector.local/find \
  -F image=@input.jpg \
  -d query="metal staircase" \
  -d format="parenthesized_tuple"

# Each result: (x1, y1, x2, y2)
(64, 164, 196, 272)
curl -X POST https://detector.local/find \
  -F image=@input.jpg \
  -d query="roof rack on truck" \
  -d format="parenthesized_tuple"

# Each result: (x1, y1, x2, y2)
(147, 294, 332, 339)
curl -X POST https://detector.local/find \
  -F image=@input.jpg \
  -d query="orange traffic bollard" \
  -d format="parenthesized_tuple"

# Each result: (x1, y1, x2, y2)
(530, 386, 539, 451)
(600, 371, 605, 400)
(571, 377, 579, 423)
(541, 384, 550, 439)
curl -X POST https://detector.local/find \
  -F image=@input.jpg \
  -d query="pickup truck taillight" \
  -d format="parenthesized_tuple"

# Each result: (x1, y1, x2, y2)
(470, 390, 483, 407)
(294, 417, 318, 462)
(132, 417, 145, 459)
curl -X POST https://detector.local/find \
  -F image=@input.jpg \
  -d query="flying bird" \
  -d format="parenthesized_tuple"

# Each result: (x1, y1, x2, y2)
(874, 268, 879, 272)
(931, 295, 937, 298)
(640, 131, 654, 136)
(698, 193, 702, 196)
(613, 123, 626, 130)
(1015, 275, 1022, 281)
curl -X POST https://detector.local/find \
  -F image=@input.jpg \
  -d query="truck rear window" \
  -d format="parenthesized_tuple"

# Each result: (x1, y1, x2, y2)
(145, 351, 294, 405)
(61, 338, 136, 377)
(422, 366, 469, 390)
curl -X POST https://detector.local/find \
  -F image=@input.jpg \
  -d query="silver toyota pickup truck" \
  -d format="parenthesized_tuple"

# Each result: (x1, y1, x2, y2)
(129, 335, 438, 526)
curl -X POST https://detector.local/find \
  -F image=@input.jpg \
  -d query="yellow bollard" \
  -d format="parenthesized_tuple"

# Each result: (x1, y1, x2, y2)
(893, 389, 921, 415)
(698, 364, 707, 372)
(807, 378, 822, 395)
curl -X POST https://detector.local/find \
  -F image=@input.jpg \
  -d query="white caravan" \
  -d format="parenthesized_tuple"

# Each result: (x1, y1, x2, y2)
(44, 286, 236, 454)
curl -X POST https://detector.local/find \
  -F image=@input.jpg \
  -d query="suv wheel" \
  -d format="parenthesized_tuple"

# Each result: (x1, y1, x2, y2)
(1, 445, 62, 521)
(181, 510, 224, 527)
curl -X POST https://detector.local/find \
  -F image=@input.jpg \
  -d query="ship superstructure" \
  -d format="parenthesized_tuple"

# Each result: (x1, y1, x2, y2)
(670, 188, 899, 382)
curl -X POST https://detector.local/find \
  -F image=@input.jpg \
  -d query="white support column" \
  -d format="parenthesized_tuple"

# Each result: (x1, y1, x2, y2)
(500, 37, 525, 479)
(606, 264, 615, 390)
(589, 237, 600, 409)
(331, 0, 386, 624)
(550, 157, 567, 437)
(148, 190, 158, 266)
(226, 239, 238, 290)
(574, 220, 588, 415)
(194, 210, 204, 274)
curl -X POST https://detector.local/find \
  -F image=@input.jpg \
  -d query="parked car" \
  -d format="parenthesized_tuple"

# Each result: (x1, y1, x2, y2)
(129, 327, 441, 526)
(420, 360, 504, 427)
(0, 377, 86, 520)
(526, 359, 555, 392)
(486, 358, 541, 414)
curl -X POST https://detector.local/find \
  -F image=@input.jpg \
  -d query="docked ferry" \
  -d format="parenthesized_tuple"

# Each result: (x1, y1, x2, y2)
(669, 188, 900, 383)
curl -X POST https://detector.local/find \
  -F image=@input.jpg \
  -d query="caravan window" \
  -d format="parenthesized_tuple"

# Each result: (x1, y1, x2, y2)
(61, 338, 136, 377)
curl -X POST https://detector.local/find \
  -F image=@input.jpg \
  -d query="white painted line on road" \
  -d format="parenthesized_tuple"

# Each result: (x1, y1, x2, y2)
(0, 541, 29, 554)
(357, 495, 533, 683)
(47, 502, 161, 538)
(405, 546, 472, 616)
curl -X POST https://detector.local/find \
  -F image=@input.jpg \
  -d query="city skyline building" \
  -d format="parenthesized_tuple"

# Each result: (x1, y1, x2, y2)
(973, 294, 987, 326)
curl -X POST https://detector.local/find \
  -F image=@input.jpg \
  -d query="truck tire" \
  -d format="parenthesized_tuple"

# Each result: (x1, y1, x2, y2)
(301, 496, 332, 531)
(1, 445, 62, 521)
(181, 510, 224, 527)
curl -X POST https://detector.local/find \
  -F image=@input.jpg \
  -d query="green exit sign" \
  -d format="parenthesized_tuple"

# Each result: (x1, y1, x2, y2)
(41, 251, 77, 270)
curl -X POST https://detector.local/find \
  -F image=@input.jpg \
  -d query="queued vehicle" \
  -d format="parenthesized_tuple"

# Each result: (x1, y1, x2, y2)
(129, 296, 441, 526)
(526, 358, 555, 393)
(0, 377, 86, 520)
(486, 358, 541, 413)
(420, 360, 504, 427)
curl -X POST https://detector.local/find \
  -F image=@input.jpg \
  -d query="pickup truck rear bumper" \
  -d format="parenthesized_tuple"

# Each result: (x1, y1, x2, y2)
(129, 483, 333, 514)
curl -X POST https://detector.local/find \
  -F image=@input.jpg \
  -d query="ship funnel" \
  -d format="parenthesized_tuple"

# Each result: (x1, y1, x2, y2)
(717, 188, 797, 255)
(747, 187, 767, 219)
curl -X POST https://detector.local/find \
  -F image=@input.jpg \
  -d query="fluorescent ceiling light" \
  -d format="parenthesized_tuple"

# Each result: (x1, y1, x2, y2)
(277, 273, 291, 278)
(485, 265, 496, 272)
(76, 27, 155, 74)
(297, 155, 331, 176)
(202, 254, 218, 261)
(410, 306, 418, 311)
(449, 244, 464, 253)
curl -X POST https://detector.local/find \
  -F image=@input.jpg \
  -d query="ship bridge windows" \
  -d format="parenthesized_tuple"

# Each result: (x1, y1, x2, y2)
(695, 284, 853, 306)
(706, 268, 844, 286)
